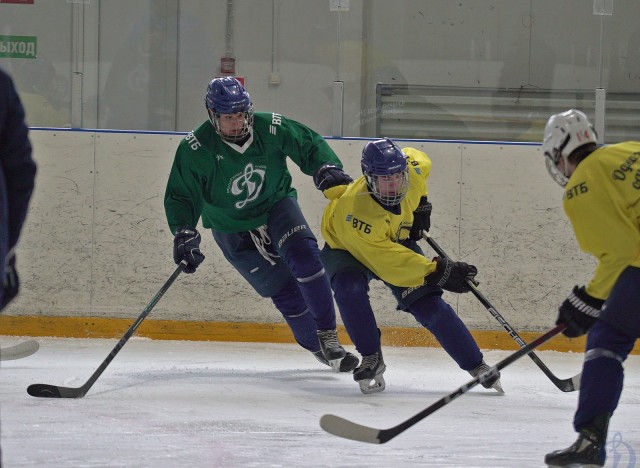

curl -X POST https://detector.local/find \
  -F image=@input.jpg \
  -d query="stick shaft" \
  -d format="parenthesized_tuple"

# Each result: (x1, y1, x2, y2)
(27, 262, 186, 398)
(320, 324, 566, 444)
(422, 233, 578, 392)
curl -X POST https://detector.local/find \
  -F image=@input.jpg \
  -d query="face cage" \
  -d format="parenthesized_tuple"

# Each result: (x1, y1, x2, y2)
(365, 167, 410, 206)
(544, 153, 569, 187)
(209, 106, 254, 143)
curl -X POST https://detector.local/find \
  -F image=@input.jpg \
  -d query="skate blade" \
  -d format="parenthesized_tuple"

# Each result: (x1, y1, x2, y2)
(492, 380, 505, 394)
(328, 359, 342, 373)
(546, 464, 601, 468)
(358, 374, 386, 394)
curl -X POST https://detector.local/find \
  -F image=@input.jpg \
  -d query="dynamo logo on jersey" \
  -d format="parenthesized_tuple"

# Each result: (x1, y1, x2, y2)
(230, 162, 266, 209)
(607, 432, 637, 467)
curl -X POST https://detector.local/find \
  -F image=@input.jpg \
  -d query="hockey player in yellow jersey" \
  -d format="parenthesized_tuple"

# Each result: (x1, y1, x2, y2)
(320, 138, 503, 394)
(542, 109, 640, 467)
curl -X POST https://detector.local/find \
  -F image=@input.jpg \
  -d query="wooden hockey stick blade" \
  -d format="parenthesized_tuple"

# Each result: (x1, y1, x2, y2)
(320, 324, 565, 444)
(0, 340, 39, 361)
(421, 232, 580, 392)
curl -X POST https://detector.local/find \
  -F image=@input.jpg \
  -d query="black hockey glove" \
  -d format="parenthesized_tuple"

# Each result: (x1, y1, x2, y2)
(1, 253, 19, 311)
(557, 286, 604, 338)
(425, 256, 477, 293)
(173, 226, 205, 274)
(409, 196, 432, 241)
(313, 164, 353, 199)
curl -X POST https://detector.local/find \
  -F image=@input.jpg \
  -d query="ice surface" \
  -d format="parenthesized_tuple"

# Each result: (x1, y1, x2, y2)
(1, 337, 638, 467)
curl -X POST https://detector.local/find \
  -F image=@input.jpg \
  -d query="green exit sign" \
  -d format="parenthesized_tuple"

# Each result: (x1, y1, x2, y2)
(0, 35, 37, 59)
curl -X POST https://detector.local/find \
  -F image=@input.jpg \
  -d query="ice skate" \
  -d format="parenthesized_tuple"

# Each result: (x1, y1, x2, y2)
(353, 350, 386, 394)
(469, 361, 504, 393)
(317, 329, 347, 372)
(545, 415, 608, 467)
(313, 350, 359, 372)
(544, 431, 605, 467)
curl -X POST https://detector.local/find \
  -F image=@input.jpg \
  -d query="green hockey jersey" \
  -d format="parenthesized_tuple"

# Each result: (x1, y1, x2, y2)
(165, 112, 343, 233)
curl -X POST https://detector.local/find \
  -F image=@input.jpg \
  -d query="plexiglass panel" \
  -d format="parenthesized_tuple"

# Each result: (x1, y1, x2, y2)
(2, 0, 639, 142)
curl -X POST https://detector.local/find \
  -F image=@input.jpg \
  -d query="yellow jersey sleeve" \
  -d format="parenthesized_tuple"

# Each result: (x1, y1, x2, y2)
(322, 184, 349, 201)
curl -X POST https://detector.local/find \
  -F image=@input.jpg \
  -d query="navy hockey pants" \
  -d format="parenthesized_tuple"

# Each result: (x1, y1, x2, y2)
(573, 266, 640, 432)
(212, 197, 336, 352)
(322, 243, 483, 370)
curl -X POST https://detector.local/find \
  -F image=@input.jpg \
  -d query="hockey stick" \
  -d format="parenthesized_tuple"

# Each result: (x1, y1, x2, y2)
(27, 261, 187, 398)
(320, 324, 566, 444)
(0, 339, 39, 361)
(422, 232, 580, 392)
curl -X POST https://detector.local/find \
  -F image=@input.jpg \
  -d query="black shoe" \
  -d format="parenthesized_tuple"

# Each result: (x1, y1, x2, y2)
(545, 414, 609, 467)
(353, 350, 386, 394)
(313, 350, 359, 372)
(469, 361, 504, 393)
(317, 329, 347, 371)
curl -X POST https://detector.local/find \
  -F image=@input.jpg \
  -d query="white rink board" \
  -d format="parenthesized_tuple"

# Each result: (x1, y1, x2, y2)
(6, 130, 593, 331)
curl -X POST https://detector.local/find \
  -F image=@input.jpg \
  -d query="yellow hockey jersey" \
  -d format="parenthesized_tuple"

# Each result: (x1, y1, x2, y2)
(321, 147, 438, 288)
(563, 141, 640, 299)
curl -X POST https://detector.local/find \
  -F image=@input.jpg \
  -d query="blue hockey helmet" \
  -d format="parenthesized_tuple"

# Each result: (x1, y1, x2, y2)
(361, 138, 409, 206)
(205, 77, 254, 142)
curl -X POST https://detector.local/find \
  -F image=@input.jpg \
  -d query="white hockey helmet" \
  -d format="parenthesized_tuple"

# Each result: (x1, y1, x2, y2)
(542, 109, 597, 186)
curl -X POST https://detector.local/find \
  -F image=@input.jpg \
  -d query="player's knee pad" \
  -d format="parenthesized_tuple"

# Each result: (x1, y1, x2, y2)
(281, 237, 325, 282)
(585, 347, 624, 364)
(586, 320, 635, 362)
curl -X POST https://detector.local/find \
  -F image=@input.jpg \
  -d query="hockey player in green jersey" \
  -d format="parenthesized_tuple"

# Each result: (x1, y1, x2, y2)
(164, 77, 357, 372)
(542, 109, 640, 467)
(320, 138, 502, 394)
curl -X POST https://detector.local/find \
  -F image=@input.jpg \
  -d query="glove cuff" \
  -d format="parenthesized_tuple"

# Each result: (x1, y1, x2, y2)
(414, 196, 432, 214)
(568, 286, 604, 318)
(176, 226, 198, 235)
(313, 164, 353, 191)
(436, 257, 452, 287)
(425, 257, 450, 287)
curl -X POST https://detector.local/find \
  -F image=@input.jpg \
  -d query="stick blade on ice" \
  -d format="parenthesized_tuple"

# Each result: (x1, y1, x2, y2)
(320, 325, 566, 444)
(25, 263, 185, 400)
(0, 340, 39, 361)
(27, 383, 85, 398)
(320, 414, 383, 444)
